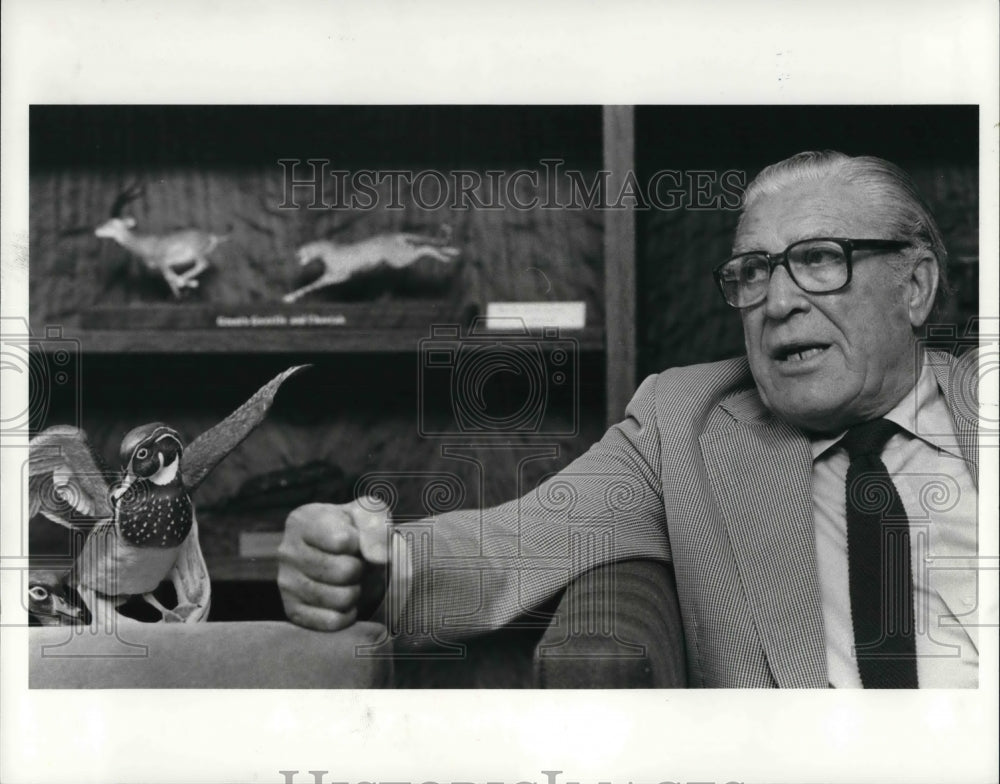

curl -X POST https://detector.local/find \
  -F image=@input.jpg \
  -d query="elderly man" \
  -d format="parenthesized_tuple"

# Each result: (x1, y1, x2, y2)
(277, 151, 980, 688)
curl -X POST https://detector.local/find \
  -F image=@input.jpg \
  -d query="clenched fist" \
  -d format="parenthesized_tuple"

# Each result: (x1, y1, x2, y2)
(277, 497, 395, 631)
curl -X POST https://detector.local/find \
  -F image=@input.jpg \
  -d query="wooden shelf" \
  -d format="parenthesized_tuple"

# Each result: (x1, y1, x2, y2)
(42, 327, 606, 354)
(206, 556, 278, 583)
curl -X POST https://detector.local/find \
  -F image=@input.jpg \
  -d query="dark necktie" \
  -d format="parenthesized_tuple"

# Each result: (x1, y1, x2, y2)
(842, 418, 918, 688)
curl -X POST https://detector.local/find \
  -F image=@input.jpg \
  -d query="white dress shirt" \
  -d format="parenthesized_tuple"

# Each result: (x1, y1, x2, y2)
(811, 359, 979, 687)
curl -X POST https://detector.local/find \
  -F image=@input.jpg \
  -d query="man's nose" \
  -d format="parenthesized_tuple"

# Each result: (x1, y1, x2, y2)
(764, 264, 811, 319)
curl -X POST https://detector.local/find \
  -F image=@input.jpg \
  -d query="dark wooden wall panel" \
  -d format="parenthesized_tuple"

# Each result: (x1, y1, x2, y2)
(635, 106, 980, 375)
(30, 166, 604, 325)
(30, 105, 605, 327)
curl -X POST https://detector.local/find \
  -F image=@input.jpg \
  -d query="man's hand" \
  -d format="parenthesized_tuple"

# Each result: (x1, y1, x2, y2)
(277, 497, 392, 631)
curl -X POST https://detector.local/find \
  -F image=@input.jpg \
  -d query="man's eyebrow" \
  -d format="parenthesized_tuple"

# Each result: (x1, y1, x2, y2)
(730, 235, 760, 254)
(730, 240, 770, 255)
(731, 232, 847, 255)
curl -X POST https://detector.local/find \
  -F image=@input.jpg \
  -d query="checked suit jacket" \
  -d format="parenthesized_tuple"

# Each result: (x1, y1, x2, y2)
(394, 350, 980, 687)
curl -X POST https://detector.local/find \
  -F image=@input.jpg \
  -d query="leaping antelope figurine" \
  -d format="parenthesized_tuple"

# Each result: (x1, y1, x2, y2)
(95, 184, 229, 298)
(283, 227, 460, 304)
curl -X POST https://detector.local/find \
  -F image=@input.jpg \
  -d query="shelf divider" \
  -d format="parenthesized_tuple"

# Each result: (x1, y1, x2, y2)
(603, 105, 637, 425)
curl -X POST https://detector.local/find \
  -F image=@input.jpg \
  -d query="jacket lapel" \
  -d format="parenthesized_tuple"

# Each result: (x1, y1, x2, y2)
(693, 349, 976, 687)
(700, 389, 828, 688)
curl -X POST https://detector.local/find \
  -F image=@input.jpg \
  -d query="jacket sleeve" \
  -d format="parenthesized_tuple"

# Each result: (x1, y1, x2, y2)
(392, 373, 670, 647)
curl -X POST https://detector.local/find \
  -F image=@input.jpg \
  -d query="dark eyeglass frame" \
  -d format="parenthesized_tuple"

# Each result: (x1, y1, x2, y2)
(712, 237, 911, 309)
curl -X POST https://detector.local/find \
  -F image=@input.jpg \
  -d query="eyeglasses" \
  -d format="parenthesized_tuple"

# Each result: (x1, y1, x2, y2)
(713, 238, 911, 309)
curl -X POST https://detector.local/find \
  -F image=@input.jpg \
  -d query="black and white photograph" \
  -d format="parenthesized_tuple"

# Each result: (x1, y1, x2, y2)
(1, 3, 998, 784)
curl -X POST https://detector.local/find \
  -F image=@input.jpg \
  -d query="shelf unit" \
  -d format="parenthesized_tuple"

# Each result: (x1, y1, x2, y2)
(28, 105, 636, 590)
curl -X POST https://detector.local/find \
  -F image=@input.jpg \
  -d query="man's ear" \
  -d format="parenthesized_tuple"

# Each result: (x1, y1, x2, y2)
(907, 254, 939, 328)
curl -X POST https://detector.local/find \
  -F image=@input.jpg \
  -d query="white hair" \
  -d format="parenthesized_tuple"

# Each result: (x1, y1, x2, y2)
(737, 150, 949, 315)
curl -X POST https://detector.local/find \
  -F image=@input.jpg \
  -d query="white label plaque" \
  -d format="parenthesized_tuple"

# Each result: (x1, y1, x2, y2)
(485, 301, 586, 330)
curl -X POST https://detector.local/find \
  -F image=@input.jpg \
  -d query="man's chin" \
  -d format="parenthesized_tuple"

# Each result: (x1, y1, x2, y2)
(779, 409, 850, 436)
(762, 389, 853, 435)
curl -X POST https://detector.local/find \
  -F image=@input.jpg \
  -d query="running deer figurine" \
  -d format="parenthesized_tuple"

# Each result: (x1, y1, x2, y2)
(95, 184, 229, 298)
(283, 227, 459, 304)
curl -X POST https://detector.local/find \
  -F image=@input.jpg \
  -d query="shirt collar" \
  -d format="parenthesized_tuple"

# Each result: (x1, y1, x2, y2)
(809, 356, 964, 461)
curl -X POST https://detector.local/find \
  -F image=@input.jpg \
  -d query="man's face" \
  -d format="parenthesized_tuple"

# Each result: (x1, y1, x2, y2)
(737, 177, 926, 434)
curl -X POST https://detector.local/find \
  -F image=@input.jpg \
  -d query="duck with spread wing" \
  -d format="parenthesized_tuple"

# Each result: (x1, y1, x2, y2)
(27, 365, 307, 625)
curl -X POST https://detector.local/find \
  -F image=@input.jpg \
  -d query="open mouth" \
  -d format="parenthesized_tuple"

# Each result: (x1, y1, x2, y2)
(772, 343, 830, 363)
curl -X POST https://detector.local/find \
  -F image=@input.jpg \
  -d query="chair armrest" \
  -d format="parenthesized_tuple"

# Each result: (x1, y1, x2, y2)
(533, 559, 687, 688)
(29, 620, 391, 688)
